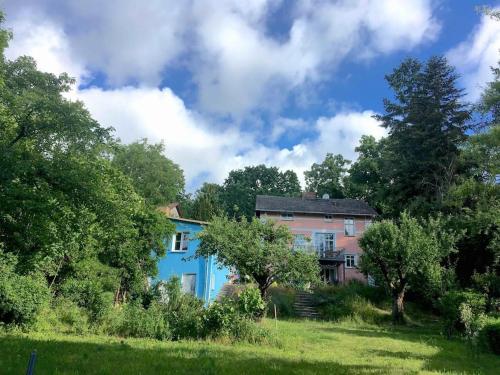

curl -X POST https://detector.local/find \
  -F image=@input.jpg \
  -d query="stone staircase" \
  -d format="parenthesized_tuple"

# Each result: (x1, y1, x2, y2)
(294, 291, 320, 319)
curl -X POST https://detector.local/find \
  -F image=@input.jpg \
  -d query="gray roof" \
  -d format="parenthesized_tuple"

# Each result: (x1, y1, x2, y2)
(255, 195, 377, 216)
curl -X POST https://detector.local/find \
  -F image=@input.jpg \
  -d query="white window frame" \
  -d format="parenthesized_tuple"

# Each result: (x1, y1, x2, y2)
(324, 214, 333, 222)
(293, 234, 307, 251)
(345, 254, 356, 268)
(314, 232, 336, 253)
(181, 273, 197, 295)
(172, 231, 190, 252)
(344, 218, 355, 236)
(281, 212, 294, 221)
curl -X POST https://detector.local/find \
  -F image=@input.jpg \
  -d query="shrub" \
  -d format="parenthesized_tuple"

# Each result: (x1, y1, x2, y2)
(161, 276, 204, 340)
(268, 286, 296, 318)
(439, 290, 486, 338)
(203, 299, 238, 337)
(237, 287, 267, 319)
(35, 298, 90, 334)
(0, 254, 49, 327)
(314, 282, 389, 324)
(479, 319, 500, 355)
(60, 278, 111, 323)
(111, 301, 170, 340)
(459, 302, 486, 348)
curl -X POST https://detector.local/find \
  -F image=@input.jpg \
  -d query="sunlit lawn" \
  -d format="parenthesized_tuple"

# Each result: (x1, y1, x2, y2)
(1, 319, 498, 374)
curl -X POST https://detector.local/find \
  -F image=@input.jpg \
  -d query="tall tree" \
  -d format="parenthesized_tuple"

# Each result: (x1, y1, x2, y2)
(197, 217, 320, 298)
(376, 57, 471, 216)
(112, 139, 185, 207)
(344, 136, 388, 213)
(359, 212, 457, 323)
(189, 183, 224, 221)
(222, 165, 301, 220)
(0, 19, 173, 303)
(304, 153, 350, 199)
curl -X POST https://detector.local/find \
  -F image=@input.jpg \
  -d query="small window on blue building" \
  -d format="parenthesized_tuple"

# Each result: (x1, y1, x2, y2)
(173, 232, 189, 251)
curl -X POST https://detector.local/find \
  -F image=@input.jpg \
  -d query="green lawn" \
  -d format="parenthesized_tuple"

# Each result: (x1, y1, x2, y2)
(1, 319, 498, 374)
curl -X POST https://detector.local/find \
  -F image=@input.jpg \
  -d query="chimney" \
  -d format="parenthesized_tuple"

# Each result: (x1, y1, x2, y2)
(301, 192, 316, 200)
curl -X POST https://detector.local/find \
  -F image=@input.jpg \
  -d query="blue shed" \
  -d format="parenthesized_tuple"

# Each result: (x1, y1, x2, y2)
(155, 217, 231, 305)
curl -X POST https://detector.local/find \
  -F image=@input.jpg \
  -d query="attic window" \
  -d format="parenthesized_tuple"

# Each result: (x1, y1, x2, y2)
(281, 212, 294, 221)
(324, 214, 333, 222)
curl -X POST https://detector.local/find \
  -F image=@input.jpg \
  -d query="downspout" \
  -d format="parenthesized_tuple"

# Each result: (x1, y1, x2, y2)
(204, 256, 210, 305)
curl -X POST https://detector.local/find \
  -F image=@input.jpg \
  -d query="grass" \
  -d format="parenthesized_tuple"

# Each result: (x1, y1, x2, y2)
(1, 319, 499, 374)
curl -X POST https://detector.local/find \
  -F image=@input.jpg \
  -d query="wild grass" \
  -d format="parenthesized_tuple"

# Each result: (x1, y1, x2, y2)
(1, 318, 499, 374)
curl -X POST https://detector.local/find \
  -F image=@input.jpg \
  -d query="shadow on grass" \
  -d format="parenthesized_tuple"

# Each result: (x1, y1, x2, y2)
(0, 335, 398, 375)
(320, 325, 499, 375)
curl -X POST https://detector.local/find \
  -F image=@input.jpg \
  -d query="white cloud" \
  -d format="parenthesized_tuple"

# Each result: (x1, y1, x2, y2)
(447, 11, 500, 101)
(2, 1, 387, 189)
(4, 0, 440, 116)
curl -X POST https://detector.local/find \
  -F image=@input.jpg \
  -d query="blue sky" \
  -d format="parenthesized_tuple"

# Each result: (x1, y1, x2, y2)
(2, 0, 499, 191)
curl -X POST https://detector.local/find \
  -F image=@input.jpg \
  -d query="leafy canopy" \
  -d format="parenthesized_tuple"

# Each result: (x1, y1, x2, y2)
(197, 217, 320, 298)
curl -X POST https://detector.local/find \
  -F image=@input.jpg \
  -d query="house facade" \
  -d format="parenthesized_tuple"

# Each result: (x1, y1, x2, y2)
(255, 194, 376, 284)
(155, 211, 230, 304)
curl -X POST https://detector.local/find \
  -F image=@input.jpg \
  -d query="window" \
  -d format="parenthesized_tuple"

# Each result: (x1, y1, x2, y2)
(344, 218, 355, 236)
(365, 219, 372, 229)
(345, 254, 356, 268)
(181, 273, 196, 295)
(173, 232, 190, 251)
(314, 233, 335, 253)
(281, 212, 294, 221)
(293, 234, 307, 251)
(324, 214, 333, 222)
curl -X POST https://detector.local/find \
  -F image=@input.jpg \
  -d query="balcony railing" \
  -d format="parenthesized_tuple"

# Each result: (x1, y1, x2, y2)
(294, 244, 345, 261)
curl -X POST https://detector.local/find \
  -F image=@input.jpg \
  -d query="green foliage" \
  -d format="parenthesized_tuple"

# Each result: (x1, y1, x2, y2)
(314, 282, 390, 324)
(188, 183, 224, 221)
(197, 217, 320, 298)
(35, 298, 90, 335)
(236, 287, 267, 319)
(439, 290, 486, 339)
(203, 299, 238, 336)
(304, 153, 350, 198)
(375, 56, 471, 216)
(112, 139, 185, 207)
(344, 136, 388, 213)
(359, 212, 457, 323)
(268, 286, 296, 318)
(0, 254, 49, 327)
(60, 278, 112, 323)
(480, 318, 500, 355)
(222, 165, 301, 220)
(112, 301, 171, 340)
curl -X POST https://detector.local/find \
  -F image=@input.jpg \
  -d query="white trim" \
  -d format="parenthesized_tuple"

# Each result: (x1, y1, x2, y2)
(345, 254, 356, 268)
(344, 218, 355, 237)
(172, 231, 190, 252)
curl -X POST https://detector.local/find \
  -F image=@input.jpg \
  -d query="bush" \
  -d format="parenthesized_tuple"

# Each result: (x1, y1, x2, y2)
(479, 319, 500, 355)
(314, 282, 389, 324)
(60, 278, 112, 323)
(35, 298, 90, 335)
(203, 299, 238, 337)
(0, 254, 50, 327)
(439, 290, 486, 338)
(110, 301, 170, 340)
(237, 287, 267, 319)
(268, 286, 296, 318)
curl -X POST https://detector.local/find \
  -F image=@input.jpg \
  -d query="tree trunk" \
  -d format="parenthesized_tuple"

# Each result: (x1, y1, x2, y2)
(392, 289, 405, 324)
(258, 282, 269, 300)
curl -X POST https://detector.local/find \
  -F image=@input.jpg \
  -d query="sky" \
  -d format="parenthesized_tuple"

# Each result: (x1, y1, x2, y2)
(2, 0, 499, 191)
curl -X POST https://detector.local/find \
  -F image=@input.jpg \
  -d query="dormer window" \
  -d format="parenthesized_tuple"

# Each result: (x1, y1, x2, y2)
(281, 212, 294, 221)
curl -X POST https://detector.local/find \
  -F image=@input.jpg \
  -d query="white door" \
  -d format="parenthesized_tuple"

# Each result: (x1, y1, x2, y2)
(181, 273, 196, 295)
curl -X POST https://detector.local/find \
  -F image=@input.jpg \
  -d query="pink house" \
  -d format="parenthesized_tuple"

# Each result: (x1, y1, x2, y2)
(255, 193, 377, 284)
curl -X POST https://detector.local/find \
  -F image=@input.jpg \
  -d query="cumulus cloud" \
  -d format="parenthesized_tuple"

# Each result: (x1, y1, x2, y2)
(76, 86, 384, 187)
(4, 0, 440, 116)
(447, 10, 500, 101)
